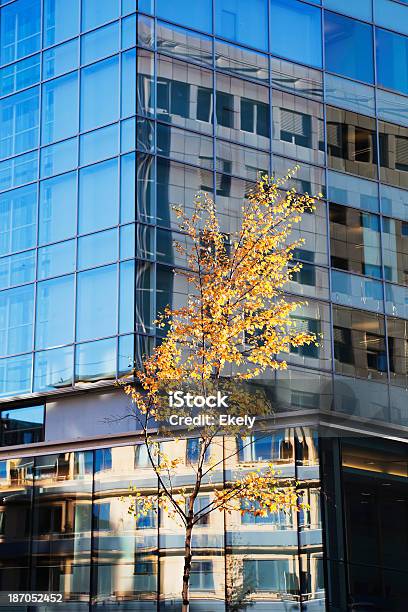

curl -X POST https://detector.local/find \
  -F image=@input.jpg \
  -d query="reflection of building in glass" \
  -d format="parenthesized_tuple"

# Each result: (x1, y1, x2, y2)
(0, 0, 407, 609)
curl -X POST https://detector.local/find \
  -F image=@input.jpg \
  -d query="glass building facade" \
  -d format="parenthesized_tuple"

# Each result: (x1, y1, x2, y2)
(0, 0, 407, 610)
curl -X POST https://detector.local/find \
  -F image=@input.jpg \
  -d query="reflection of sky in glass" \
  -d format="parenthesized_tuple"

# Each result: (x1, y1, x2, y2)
(1, 405, 44, 424)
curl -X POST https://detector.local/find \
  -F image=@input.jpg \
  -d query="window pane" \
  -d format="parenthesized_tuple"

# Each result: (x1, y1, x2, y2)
(216, 0, 268, 51)
(76, 265, 118, 341)
(34, 346, 73, 391)
(0, 87, 39, 159)
(78, 228, 118, 270)
(157, 21, 212, 67)
(0, 354, 32, 398)
(330, 203, 382, 278)
(156, 0, 212, 33)
(377, 88, 408, 129)
(0, 405, 44, 445)
(272, 90, 324, 165)
(0, 185, 37, 257)
(0, 0, 41, 64)
(216, 139, 269, 180)
(157, 55, 213, 135)
(376, 28, 408, 97)
(327, 170, 379, 213)
(75, 337, 116, 382)
(81, 0, 120, 31)
(81, 22, 119, 65)
(381, 184, 408, 221)
(137, 49, 155, 118)
(43, 0, 80, 46)
(136, 14, 154, 49)
(333, 306, 387, 380)
(271, 56, 323, 100)
(79, 158, 119, 234)
(122, 13, 136, 49)
(41, 72, 79, 145)
(387, 318, 408, 389)
(0, 250, 35, 290)
(385, 283, 408, 319)
(216, 73, 270, 150)
(323, 0, 372, 21)
(326, 106, 378, 180)
(80, 57, 119, 131)
(0, 54, 40, 97)
(324, 12, 374, 84)
(375, 0, 408, 37)
(379, 120, 408, 189)
(325, 74, 375, 118)
(40, 137, 78, 178)
(80, 124, 119, 166)
(120, 260, 134, 334)
(270, 0, 322, 68)
(42, 39, 78, 80)
(37, 240, 76, 279)
(35, 275, 75, 349)
(382, 217, 408, 285)
(39, 172, 77, 244)
(331, 270, 383, 313)
(121, 152, 137, 223)
(121, 48, 136, 118)
(0, 284, 34, 356)
(0, 151, 38, 192)
(156, 158, 212, 228)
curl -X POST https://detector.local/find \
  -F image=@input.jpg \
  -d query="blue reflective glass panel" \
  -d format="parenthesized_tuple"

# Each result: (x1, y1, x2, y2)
(76, 265, 118, 341)
(157, 0, 212, 33)
(0, 54, 40, 97)
(80, 57, 119, 131)
(79, 158, 119, 234)
(43, 0, 80, 46)
(42, 39, 78, 79)
(35, 275, 75, 349)
(82, 0, 120, 31)
(375, 0, 408, 37)
(81, 21, 119, 65)
(0, 250, 35, 290)
(78, 228, 118, 270)
(34, 346, 73, 391)
(376, 28, 408, 97)
(75, 337, 116, 382)
(216, 0, 268, 51)
(122, 48, 136, 118)
(0, 284, 34, 356)
(0, 87, 40, 159)
(0, 151, 37, 192)
(118, 334, 134, 375)
(0, 0, 41, 64)
(120, 260, 134, 334)
(41, 72, 79, 145)
(37, 240, 76, 279)
(40, 137, 78, 178)
(39, 172, 77, 244)
(325, 11, 374, 84)
(0, 185, 37, 256)
(0, 354, 32, 398)
(80, 124, 119, 166)
(122, 13, 136, 48)
(323, 0, 372, 21)
(270, 0, 322, 68)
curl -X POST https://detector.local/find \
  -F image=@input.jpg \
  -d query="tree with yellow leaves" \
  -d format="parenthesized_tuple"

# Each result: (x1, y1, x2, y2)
(122, 171, 319, 611)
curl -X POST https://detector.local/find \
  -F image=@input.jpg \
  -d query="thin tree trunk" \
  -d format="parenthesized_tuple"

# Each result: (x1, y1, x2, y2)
(181, 520, 193, 612)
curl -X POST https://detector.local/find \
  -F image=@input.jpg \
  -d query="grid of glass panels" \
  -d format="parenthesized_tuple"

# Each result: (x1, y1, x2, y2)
(0, 0, 408, 427)
(0, 428, 323, 608)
